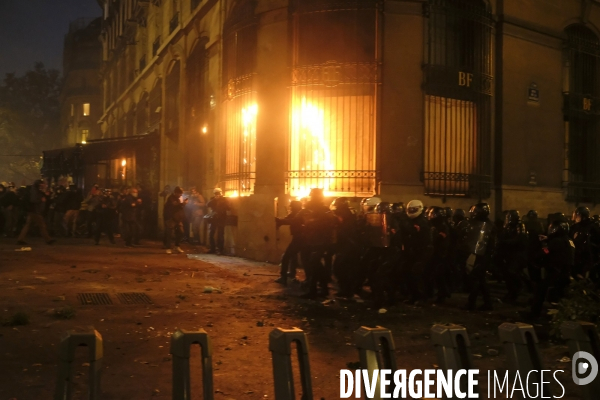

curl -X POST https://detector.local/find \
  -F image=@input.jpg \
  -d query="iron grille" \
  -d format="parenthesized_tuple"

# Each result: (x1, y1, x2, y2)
(564, 25, 600, 203)
(288, 0, 381, 198)
(221, 7, 258, 197)
(77, 293, 113, 305)
(423, 0, 493, 200)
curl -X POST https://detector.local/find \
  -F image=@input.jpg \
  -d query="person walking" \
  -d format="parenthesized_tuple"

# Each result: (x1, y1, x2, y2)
(16, 179, 55, 245)
(163, 186, 186, 254)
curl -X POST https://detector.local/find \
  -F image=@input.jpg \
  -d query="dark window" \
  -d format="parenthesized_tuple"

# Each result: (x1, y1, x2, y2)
(165, 61, 181, 142)
(564, 25, 600, 202)
(423, 0, 493, 200)
(149, 79, 162, 127)
(137, 92, 149, 135)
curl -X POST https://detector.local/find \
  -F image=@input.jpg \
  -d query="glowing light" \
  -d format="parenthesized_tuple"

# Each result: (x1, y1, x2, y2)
(230, 190, 239, 198)
(241, 104, 258, 137)
(82, 140, 87, 144)
(121, 159, 127, 167)
(202, 126, 208, 134)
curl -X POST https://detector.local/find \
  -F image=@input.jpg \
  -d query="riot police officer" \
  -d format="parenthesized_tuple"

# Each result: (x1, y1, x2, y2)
(464, 203, 496, 311)
(427, 206, 450, 303)
(524, 210, 544, 288)
(330, 197, 360, 297)
(402, 199, 431, 304)
(275, 200, 303, 285)
(497, 210, 528, 304)
(298, 188, 337, 299)
(569, 206, 600, 280)
(530, 220, 574, 318)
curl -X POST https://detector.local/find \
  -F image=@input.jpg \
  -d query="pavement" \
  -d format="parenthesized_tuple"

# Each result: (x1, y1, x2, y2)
(0, 236, 585, 399)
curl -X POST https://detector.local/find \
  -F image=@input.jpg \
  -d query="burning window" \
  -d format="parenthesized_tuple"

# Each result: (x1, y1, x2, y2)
(288, 0, 380, 198)
(423, 0, 493, 199)
(221, 4, 257, 197)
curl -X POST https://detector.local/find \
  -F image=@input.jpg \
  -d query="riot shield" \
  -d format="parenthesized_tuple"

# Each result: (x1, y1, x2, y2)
(465, 220, 493, 256)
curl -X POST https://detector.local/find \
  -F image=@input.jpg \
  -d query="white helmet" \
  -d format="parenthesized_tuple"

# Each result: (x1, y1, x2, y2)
(213, 187, 222, 194)
(360, 196, 382, 213)
(406, 199, 424, 219)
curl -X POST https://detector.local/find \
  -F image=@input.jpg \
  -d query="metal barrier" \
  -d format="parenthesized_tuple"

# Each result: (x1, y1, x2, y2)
(498, 322, 551, 399)
(353, 326, 397, 400)
(54, 330, 103, 400)
(431, 324, 478, 399)
(561, 321, 600, 400)
(171, 329, 214, 400)
(269, 328, 313, 400)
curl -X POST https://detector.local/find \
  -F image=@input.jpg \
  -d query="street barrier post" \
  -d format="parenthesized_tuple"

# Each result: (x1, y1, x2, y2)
(431, 324, 478, 398)
(54, 330, 103, 400)
(499, 322, 550, 399)
(269, 328, 313, 400)
(171, 329, 214, 400)
(354, 326, 397, 400)
(560, 321, 600, 400)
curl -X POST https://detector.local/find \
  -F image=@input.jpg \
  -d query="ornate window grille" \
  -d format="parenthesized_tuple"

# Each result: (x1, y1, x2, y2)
(423, 0, 493, 200)
(221, 1, 258, 197)
(165, 61, 181, 142)
(564, 25, 600, 203)
(288, 0, 380, 198)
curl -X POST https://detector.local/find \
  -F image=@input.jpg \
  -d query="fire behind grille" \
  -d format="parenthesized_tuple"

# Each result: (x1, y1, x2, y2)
(117, 292, 153, 305)
(77, 293, 113, 305)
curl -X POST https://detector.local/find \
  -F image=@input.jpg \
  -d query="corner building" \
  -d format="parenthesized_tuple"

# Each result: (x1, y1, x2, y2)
(94, 0, 600, 262)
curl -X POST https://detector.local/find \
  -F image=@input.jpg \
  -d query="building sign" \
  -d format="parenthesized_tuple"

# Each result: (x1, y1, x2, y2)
(528, 83, 539, 102)
(458, 71, 473, 87)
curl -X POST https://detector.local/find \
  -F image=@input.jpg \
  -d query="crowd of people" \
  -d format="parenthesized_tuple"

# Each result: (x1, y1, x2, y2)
(275, 188, 598, 319)
(0, 179, 228, 255)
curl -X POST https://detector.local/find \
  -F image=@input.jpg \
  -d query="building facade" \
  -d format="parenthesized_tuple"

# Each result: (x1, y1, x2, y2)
(71, 0, 600, 261)
(60, 17, 103, 147)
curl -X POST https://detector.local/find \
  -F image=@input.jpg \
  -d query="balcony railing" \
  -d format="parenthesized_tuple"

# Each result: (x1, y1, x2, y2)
(169, 12, 179, 34)
(422, 172, 492, 200)
(566, 181, 600, 204)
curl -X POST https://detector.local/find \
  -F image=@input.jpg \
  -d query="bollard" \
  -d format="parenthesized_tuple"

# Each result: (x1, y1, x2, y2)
(430, 324, 478, 399)
(560, 321, 600, 400)
(269, 328, 313, 400)
(54, 330, 103, 400)
(354, 326, 397, 400)
(171, 329, 214, 400)
(498, 322, 550, 399)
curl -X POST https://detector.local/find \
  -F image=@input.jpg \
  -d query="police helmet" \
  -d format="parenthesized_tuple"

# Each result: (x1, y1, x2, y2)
(548, 221, 569, 238)
(309, 188, 324, 202)
(360, 197, 382, 213)
(444, 207, 454, 220)
(375, 201, 390, 214)
(453, 208, 466, 223)
(527, 210, 538, 219)
(573, 206, 590, 221)
(470, 203, 490, 221)
(406, 200, 424, 219)
(504, 210, 521, 227)
(330, 197, 349, 211)
(290, 200, 302, 212)
(390, 202, 405, 214)
(427, 206, 446, 222)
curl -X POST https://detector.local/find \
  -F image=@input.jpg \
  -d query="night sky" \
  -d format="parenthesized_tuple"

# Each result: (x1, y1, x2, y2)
(0, 0, 101, 78)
